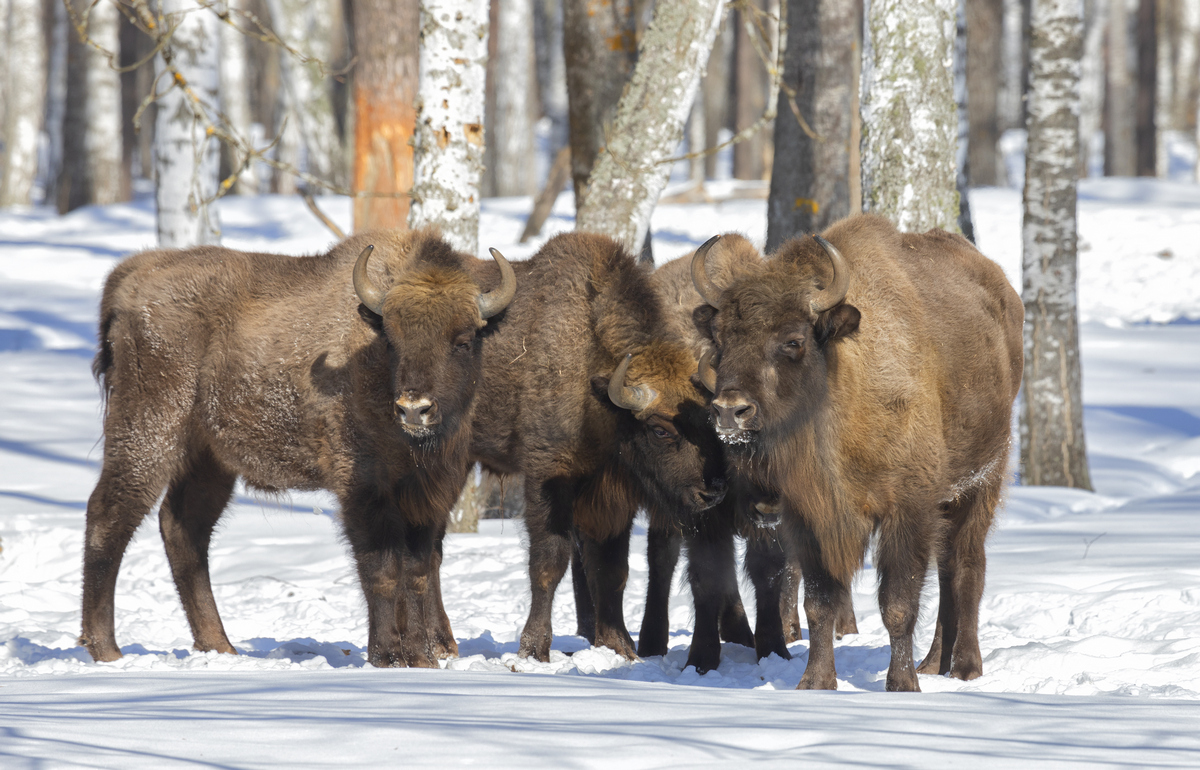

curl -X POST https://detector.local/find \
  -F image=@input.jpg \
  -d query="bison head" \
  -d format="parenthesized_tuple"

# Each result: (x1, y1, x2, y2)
(354, 240, 515, 444)
(593, 346, 728, 514)
(691, 233, 860, 447)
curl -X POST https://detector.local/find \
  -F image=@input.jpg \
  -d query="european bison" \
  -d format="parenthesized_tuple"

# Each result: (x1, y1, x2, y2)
(469, 232, 728, 663)
(81, 229, 514, 667)
(692, 214, 1022, 691)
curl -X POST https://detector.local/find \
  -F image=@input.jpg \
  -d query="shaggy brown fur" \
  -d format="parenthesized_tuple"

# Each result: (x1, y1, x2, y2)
(693, 214, 1023, 691)
(469, 232, 728, 662)
(81, 228, 511, 668)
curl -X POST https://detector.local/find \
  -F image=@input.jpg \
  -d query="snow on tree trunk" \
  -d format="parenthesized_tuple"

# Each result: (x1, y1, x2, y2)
(1078, 0, 1109, 177)
(58, 0, 123, 213)
(352, 0, 418, 232)
(266, 0, 342, 188)
(1021, 0, 1092, 490)
(0, 0, 45, 206)
(574, 0, 724, 253)
(218, 0, 257, 194)
(407, 0, 488, 256)
(766, 0, 856, 251)
(1106, 0, 1136, 175)
(155, 0, 221, 247)
(486, 0, 536, 197)
(860, 0, 960, 232)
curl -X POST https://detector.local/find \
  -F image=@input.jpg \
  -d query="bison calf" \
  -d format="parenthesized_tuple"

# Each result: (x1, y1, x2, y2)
(81, 229, 513, 667)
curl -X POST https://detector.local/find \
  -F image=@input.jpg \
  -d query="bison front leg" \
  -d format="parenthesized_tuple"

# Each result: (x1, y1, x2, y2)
(395, 523, 441, 668)
(789, 525, 841, 690)
(569, 536, 596, 643)
(580, 523, 638, 660)
(745, 534, 792, 663)
(876, 514, 933, 693)
(636, 526, 680, 658)
(683, 523, 752, 674)
(518, 477, 573, 662)
(158, 449, 237, 656)
(424, 525, 458, 660)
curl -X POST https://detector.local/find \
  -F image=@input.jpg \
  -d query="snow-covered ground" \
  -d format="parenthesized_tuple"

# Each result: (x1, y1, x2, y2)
(2, 183, 1200, 767)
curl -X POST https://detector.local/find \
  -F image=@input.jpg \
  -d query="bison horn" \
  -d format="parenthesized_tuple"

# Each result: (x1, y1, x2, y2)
(810, 234, 850, 314)
(690, 235, 725, 306)
(697, 348, 717, 394)
(352, 244, 387, 315)
(479, 248, 517, 319)
(608, 353, 658, 413)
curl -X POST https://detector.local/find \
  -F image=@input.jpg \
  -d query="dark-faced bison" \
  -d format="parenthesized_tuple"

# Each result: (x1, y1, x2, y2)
(469, 232, 728, 663)
(692, 214, 1022, 691)
(81, 229, 514, 667)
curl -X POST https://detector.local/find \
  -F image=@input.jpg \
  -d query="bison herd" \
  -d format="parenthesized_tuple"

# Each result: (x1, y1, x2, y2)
(79, 214, 1022, 692)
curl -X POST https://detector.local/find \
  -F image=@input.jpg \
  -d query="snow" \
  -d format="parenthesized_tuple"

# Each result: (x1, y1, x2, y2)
(3, 183, 1200, 766)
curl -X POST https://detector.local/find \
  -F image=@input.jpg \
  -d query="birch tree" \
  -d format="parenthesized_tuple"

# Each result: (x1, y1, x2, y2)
(218, 0, 257, 194)
(966, 0, 1003, 186)
(484, 0, 536, 197)
(155, 0, 221, 247)
(1021, 0, 1092, 489)
(352, 0, 419, 231)
(860, 0, 960, 232)
(59, 0, 123, 212)
(0, 0, 45, 206)
(1078, 0, 1109, 176)
(733, 0, 773, 180)
(766, 0, 856, 250)
(574, 0, 725, 253)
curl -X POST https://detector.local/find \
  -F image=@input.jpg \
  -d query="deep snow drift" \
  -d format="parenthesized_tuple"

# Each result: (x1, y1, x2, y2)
(2, 182, 1200, 767)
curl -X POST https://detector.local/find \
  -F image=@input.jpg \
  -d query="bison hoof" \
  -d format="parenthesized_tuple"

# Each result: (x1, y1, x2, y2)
(433, 636, 459, 660)
(797, 670, 838, 690)
(595, 630, 638, 661)
(637, 637, 668, 658)
(950, 657, 982, 681)
(685, 644, 721, 675)
(783, 623, 802, 645)
(885, 669, 921, 692)
(755, 636, 792, 662)
(518, 635, 551, 663)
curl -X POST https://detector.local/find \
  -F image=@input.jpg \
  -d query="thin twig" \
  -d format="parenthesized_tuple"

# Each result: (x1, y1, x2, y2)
(301, 191, 346, 239)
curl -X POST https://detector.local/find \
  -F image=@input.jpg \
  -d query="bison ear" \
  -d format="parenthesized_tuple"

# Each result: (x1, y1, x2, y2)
(692, 305, 717, 341)
(357, 303, 384, 332)
(814, 303, 860, 346)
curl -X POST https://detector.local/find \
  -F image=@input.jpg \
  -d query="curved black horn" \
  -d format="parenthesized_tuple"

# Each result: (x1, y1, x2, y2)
(352, 244, 386, 314)
(810, 234, 850, 314)
(690, 235, 725, 306)
(479, 248, 517, 319)
(608, 353, 658, 412)
(697, 348, 717, 394)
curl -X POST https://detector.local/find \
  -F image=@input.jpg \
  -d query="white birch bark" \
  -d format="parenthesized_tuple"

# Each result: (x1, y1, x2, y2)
(218, 0, 256, 194)
(1078, 0, 1108, 176)
(155, 0, 221, 247)
(265, 0, 342, 188)
(490, 0, 537, 196)
(574, 0, 724, 253)
(407, 0, 489, 255)
(1154, 0, 1171, 177)
(1021, 0, 1092, 489)
(860, 0, 960, 232)
(0, 0, 45, 206)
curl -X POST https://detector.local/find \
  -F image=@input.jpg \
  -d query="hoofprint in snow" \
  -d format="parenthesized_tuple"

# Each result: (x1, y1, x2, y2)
(1, 182, 1200, 766)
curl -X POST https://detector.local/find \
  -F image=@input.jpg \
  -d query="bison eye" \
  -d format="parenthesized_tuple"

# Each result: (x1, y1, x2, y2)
(782, 339, 804, 356)
(650, 425, 674, 440)
(452, 334, 474, 353)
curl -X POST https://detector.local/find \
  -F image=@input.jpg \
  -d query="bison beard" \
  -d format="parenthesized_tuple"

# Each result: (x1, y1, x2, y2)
(467, 232, 730, 667)
(692, 214, 1023, 691)
(80, 228, 514, 667)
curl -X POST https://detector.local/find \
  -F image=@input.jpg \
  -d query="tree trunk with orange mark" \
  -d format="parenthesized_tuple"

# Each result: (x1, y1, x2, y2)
(352, 0, 419, 232)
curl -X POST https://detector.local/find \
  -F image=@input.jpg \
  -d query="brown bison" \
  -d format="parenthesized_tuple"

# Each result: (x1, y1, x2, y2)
(80, 229, 514, 667)
(468, 232, 728, 663)
(691, 214, 1022, 691)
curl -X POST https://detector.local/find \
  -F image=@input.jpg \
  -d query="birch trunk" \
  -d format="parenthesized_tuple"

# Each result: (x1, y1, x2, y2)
(218, 0, 256, 194)
(352, 0, 419, 231)
(1154, 0, 1172, 177)
(1021, 0, 1092, 490)
(860, 0, 960, 232)
(155, 0, 221, 247)
(0, 0, 45, 206)
(407, 0, 488, 256)
(1078, 0, 1108, 176)
(266, 0, 342, 188)
(998, 0, 1028, 134)
(1106, 0, 1136, 175)
(955, 0, 975, 240)
(484, 0, 536, 197)
(573, 0, 724, 253)
(58, 0, 123, 212)
(766, 0, 856, 250)
(562, 0, 638, 209)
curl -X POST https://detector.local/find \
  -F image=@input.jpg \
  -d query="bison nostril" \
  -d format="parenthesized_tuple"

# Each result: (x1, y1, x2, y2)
(396, 396, 440, 426)
(734, 404, 754, 419)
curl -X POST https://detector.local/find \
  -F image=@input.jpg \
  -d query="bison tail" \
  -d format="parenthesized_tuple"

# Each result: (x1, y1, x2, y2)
(92, 308, 116, 406)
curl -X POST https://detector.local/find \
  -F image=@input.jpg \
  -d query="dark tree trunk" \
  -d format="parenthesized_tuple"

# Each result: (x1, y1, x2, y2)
(1105, 0, 1136, 175)
(1135, 0, 1157, 176)
(766, 0, 856, 251)
(351, 0, 419, 231)
(703, 17, 733, 180)
(967, 0, 1003, 186)
(733, 0, 771, 180)
(562, 0, 637, 211)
